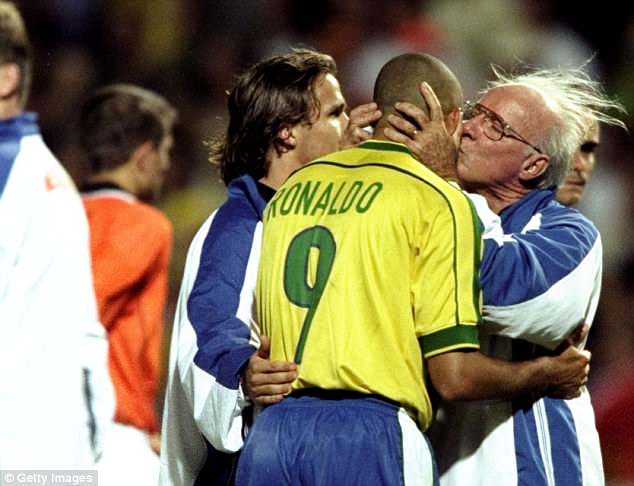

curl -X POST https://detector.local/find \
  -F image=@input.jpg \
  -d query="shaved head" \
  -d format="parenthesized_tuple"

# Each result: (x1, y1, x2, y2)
(373, 53, 463, 118)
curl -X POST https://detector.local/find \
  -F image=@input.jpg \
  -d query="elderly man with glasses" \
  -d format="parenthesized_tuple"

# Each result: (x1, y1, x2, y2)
(385, 65, 625, 485)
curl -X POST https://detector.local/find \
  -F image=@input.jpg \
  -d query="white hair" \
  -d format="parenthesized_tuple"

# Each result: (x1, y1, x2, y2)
(484, 65, 627, 188)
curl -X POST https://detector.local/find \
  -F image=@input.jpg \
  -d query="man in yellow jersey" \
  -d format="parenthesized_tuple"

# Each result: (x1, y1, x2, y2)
(236, 53, 591, 486)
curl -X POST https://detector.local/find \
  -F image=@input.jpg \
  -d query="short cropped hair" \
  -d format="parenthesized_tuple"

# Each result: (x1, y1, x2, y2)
(211, 48, 337, 186)
(79, 84, 177, 173)
(373, 52, 463, 118)
(486, 66, 626, 188)
(0, 1, 31, 107)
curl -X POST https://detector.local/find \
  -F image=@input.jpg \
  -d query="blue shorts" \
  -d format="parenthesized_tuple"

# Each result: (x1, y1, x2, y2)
(236, 391, 437, 486)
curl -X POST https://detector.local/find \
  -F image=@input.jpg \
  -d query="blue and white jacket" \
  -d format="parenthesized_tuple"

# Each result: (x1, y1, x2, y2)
(431, 189, 604, 486)
(0, 113, 114, 467)
(160, 175, 268, 486)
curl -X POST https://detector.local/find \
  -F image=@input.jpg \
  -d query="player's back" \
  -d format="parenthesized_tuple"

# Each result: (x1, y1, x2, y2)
(257, 140, 480, 429)
(0, 114, 98, 466)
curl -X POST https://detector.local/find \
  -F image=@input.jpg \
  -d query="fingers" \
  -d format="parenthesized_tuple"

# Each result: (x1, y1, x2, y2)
(249, 376, 296, 397)
(577, 359, 590, 387)
(258, 335, 271, 359)
(558, 341, 591, 363)
(351, 126, 372, 143)
(248, 372, 296, 390)
(577, 324, 590, 342)
(243, 351, 298, 405)
(349, 102, 381, 128)
(253, 393, 286, 406)
(571, 347, 591, 366)
(246, 367, 297, 406)
(248, 355, 297, 374)
(389, 83, 444, 135)
(545, 345, 592, 399)
(342, 102, 381, 148)
(350, 101, 379, 116)
(419, 81, 443, 121)
(582, 365, 590, 385)
(394, 101, 428, 130)
(565, 324, 589, 347)
(386, 112, 419, 139)
(383, 126, 416, 149)
(342, 128, 371, 148)
(248, 370, 297, 387)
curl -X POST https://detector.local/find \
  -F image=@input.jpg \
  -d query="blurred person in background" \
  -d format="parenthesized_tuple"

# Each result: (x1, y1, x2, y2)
(159, 48, 381, 486)
(79, 84, 177, 486)
(556, 117, 600, 207)
(557, 116, 634, 486)
(0, 0, 113, 468)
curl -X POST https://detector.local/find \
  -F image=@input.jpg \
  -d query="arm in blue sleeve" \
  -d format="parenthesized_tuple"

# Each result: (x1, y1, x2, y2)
(187, 208, 259, 390)
(479, 209, 602, 349)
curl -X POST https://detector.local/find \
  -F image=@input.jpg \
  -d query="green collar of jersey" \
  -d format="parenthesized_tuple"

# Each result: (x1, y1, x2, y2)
(357, 140, 413, 157)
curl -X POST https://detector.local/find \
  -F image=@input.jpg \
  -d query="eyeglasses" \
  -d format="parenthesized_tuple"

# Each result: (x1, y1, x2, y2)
(463, 100, 544, 154)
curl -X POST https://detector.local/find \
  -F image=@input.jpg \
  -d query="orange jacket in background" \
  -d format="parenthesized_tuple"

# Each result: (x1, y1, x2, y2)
(82, 183, 172, 433)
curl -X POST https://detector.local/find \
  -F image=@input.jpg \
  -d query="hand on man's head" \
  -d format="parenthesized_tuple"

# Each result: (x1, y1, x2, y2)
(341, 102, 382, 148)
(383, 82, 458, 181)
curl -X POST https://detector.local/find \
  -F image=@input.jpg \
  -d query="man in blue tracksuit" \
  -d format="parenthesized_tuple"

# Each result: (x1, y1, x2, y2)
(159, 48, 380, 486)
(391, 67, 624, 486)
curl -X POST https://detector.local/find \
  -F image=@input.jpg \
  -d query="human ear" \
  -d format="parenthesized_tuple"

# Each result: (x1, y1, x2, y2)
(131, 141, 155, 172)
(0, 64, 19, 100)
(519, 153, 549, 183)
(445, 108, 463, 150)
(445, 108, 462, 137)
(275, 124, 297, 153)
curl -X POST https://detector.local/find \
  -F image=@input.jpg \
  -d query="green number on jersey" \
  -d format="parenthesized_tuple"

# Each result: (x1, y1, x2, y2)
(283, 225, 336, 363)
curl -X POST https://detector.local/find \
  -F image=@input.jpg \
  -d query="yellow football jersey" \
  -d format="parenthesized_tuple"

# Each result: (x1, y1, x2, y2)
(257, 140, 482, 429)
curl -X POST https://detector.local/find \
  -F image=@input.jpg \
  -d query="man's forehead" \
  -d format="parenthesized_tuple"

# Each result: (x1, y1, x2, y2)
(481, 86, 536, 113)
(482, 85, 556, 135)
(316, 74, 343, 101)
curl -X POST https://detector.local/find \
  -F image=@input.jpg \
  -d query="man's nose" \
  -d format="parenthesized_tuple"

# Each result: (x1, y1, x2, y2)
(461, 118, 477, 140)
(574, 153, 591, 172)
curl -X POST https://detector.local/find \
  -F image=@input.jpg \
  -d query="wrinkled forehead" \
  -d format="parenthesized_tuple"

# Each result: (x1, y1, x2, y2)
(480, 86, 542, 119)
(480, 85, 556, 139)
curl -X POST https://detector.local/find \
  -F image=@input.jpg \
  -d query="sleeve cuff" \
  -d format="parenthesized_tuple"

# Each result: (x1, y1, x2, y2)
(421, 324, 480, 358)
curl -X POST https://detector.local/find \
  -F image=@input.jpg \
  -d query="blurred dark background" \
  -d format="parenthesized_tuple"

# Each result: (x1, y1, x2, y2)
(17, 0, 634, 481)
